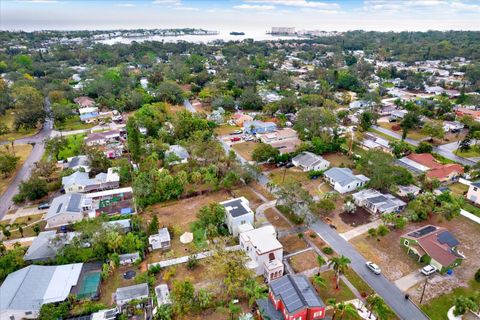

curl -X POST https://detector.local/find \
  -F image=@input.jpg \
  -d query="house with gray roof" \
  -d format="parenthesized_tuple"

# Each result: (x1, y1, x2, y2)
(291, 152, 330, 172)
(24, 230, 77, 262)
(149, 227, 171, 250)
(118, 252, 141, 266)
(45, 193, 91, 228)
(165, 145, 190, 165)
(155, 284, 171, 306)
(0, 263, 83, 319)
(115, 283, 149, 311)
(67, 155, 91, 172)
(324, 167, 370, 194)
(220, 197, 255, 237)
(352, 189, 406, 216)
(62, 168, 120, 193)
(103, 219, 132, 233)
(243, 120, 277, 134)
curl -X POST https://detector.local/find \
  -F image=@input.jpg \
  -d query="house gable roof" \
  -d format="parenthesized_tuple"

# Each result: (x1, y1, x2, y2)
(270, 275, 324, 314)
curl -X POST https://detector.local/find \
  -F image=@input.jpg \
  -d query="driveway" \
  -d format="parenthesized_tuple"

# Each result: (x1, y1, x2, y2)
(394, 270, 428, 292)
(340, 219, 381, 241)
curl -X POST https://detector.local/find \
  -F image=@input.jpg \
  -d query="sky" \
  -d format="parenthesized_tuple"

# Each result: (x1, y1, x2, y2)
(1, 0, 480, 32)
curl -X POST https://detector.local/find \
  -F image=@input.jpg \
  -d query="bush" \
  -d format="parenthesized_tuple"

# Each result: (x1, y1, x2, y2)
(186, 255, 198, 270)
(475, 268, 480, 283)
(322, 247, 333, 254)
(163, 266, 177, 282)
(377, 225, 389, 236)
(149, 264, 162, 275)
(12, 193, 26, 204)
(368, 228, 377, 237)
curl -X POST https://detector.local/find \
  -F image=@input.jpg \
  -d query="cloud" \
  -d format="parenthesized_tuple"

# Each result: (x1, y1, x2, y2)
(115, 3, 136, 7)
(300, 8, 340, 14)
(174, 6, 200, 11)
(15, 0, 58, 3)
(245, 0, 339, 9)
(363, 0, 480, 13)
(234, 4, 276, 10)
(152, 0, 181, 5)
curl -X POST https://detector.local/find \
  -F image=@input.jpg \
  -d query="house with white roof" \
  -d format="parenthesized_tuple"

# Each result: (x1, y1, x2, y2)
(291, 152, 330, 172)
(323, 167, 370, 194)
(220, 197, 255, 237)
(118, 252, 141, 266)
(149, 227, 171, 250)
(239, 225, 284, 283)
(0, 263, 83, 319)
(361, 133, 392, 154)
(243, 121, 277, 134)
(62, 168, 120, 193)
(352, 189, 406, 216)
(155, 284, 171, 307)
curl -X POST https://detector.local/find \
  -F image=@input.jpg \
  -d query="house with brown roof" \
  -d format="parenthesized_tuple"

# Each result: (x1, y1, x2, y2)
(231, 113, 253, 126)
(400, 225, 464, 273)
(455, 108, 480, 122)
(397, 153, 464, 183)
(74, 96, 95, 108)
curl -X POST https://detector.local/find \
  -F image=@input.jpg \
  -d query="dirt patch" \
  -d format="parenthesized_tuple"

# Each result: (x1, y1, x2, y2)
(290, 250, 319, 273)
(279, 234, 308, 254)
(250, 181, 276, 201)
(231, 142, 256, 161)
(322, 152, 354, 168)
(339, 207, 373, 227)
(264, 208, 291, 230)
(305, 230, 328, 249)
(230, 185, 264, 210)
(148, 190, 231, 233)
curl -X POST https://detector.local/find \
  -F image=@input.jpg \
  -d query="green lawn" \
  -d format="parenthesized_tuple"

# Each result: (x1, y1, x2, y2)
(312, 270, 356, 302)
(58, 133, 86, 160)
(454, 147, 480, 158)
(421, 279, 480, 320)
(0, 110, 38, 141)
(462, 202, 480, 218)
(383, 82, 394, 88)
(55, 116, 95, 131)
(448, 183, 468, 197)
(344, 268, 374, 297)
(369, 129, 397, 143)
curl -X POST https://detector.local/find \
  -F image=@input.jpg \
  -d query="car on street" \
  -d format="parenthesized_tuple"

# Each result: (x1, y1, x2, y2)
(285, 162, 294, 168)
(366, 261, 381, 275)
(230, 137, 241, 142)
(38, 203, 50, 210)
(421, 265, 437, 276)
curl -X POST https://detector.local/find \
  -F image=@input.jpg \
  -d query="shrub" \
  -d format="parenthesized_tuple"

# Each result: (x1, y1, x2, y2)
(309, 233, 317, 239)
(297, 233, 304, 239)
(377, 225, 389, 236)
(322, 247, 333, 254)
(475, 268, 480, 283)
(186, 255, 198, 270)
(149, 264, 162, 275)
(163, 266, 177, 282)
(368, 228, 377, 237)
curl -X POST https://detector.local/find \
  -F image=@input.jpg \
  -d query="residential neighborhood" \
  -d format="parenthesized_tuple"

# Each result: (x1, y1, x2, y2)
(0, 7, 480, 320)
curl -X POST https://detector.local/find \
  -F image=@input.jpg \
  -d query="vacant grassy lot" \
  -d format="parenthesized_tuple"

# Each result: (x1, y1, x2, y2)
(454, 147, 480, 158)
(268, 168, 322, 196)
(58, 133, 86, 160)
(264, 208, 291, 230)
(290, 250, 319, 273)
(313, 269, 356, 302)
(0, 144, 32, 195)
(55, 116, 95, 131)
(214, 125, 238, 136)
(377, 121, 427, 141)
(230, 185, 264, 210)
(231, 141, 256, 161)
(322, 152, 355, 168)
(0, 110, 38, 141)
(149, 190, 231, 234)
(279, 234, 308, 254)
(448, 182, 468, 197)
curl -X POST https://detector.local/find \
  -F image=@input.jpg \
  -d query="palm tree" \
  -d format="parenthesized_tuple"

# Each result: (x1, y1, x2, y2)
(106, 231, 123, 253)
(0, 224, 11, 240)
(11, 222, 27, 238)
(367, 294, 393, 320)
(336, 302, 358, 320)
(8, 138, 15, 156)
(317, 255, 326, 269)
(228, 302, 241, 320)
(327, 298, 338, 320)
(328, 255, 351, 289)
(244, 279, 268, 307)
(312, 275, 326, 288)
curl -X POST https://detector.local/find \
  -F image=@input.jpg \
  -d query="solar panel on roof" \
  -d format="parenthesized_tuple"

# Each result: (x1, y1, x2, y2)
(67, 194, 82, 212)
(56, 203, 63, 213)
(437, 231, 459, 247)
(408, 225, 436, 238)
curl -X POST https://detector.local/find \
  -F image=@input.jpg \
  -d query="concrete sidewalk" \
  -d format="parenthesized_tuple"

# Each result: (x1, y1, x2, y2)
(340, 219, 381, 241)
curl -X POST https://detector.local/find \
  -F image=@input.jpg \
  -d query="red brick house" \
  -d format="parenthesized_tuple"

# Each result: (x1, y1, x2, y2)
(257, 274, 326, 320)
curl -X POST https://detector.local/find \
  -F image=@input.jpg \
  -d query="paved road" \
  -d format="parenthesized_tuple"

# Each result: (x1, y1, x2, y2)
(187, 100, 429, 319)
(0, 99, 53, 218)
(183, 99, 197, 113)
(311, 221, 429, 320)
(372, 125, 477, 166)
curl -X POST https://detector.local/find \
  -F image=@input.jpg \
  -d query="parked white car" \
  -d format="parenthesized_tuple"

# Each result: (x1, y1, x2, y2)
(366, 261, 381, 275)
(421, 265, 437, 276)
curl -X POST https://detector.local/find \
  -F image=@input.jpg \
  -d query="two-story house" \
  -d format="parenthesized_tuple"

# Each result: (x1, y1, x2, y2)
(220, 197, 255, 237)
(257, 274, 326, 320)
(239, 225, 284, 283)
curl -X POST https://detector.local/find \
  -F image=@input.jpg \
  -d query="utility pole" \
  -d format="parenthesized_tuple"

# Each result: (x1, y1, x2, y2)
(419, 276, 428, 304)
